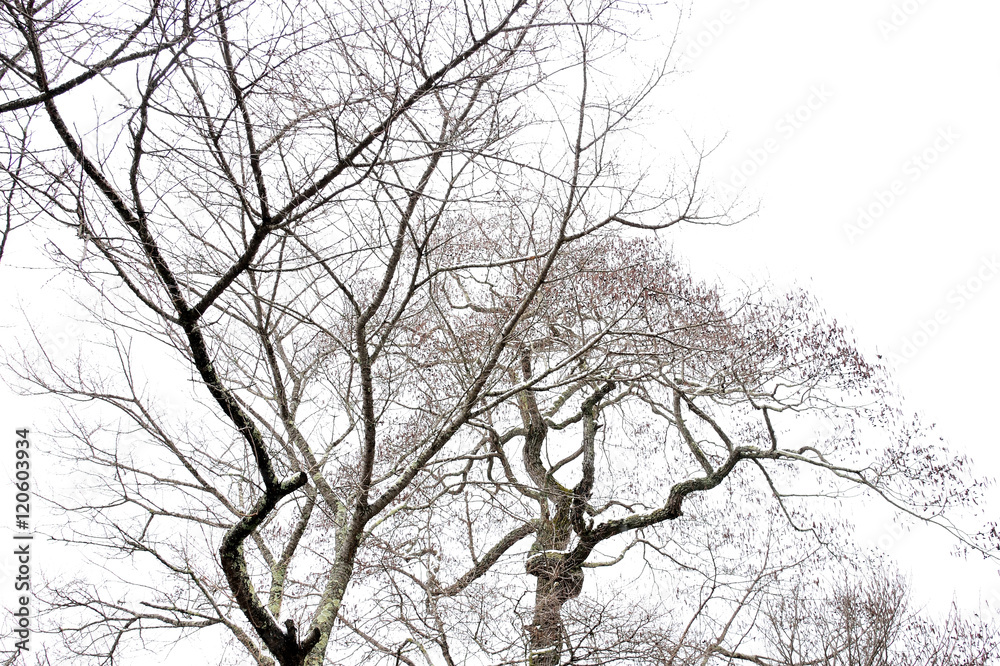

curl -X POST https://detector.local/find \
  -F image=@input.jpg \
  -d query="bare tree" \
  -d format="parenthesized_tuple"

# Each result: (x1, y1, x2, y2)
(731, 568, 999, 666)
(1, 0, 994, 664)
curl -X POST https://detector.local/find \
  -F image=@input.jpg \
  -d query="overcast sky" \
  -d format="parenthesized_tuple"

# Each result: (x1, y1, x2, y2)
(1, 0, 997, 636)
(659, 0, 1000, 610)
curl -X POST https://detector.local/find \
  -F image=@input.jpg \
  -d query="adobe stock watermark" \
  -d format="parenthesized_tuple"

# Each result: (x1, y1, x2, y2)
(868, 519, 912, 555)
(986, 583, 1000, 613)
(843, 126, 958, 244)
(27, 318, 83, 357)
(676, 0, 755, 68)
(885, 254, 998, 369)
(716, 84, 833, 198)
(12, 428, 33, 654)
(877, 0, 933, 40)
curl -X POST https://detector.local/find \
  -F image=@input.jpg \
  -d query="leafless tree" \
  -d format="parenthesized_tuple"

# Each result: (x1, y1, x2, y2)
(1, 0, 994, 664)
(726, 568, 999, 666)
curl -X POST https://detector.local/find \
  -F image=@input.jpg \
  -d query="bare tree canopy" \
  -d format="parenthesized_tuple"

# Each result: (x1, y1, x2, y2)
(1, 0, 996, 664)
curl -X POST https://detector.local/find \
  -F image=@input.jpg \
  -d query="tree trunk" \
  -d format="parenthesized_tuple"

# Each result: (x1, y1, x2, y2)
(526, 552, 584, 666)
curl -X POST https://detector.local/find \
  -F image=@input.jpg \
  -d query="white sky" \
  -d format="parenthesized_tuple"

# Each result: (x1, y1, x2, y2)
(659, 0, 1000, 611)
(1, 0, 998, 653)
